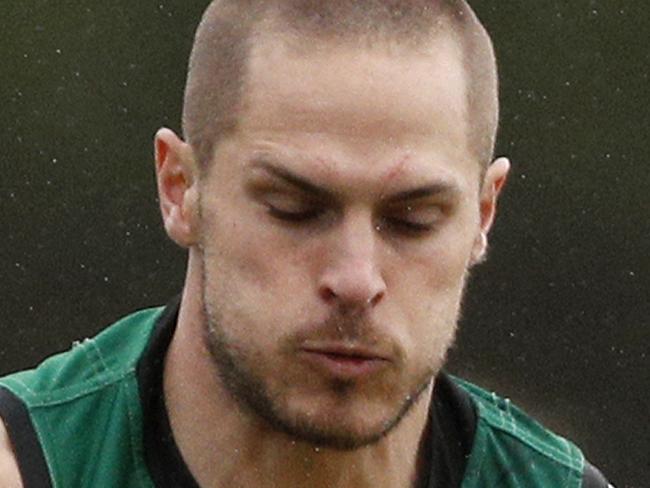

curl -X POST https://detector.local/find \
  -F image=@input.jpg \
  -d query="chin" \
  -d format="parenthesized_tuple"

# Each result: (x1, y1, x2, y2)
(284, 418, 395, 451)
(274, 375, 434, 451)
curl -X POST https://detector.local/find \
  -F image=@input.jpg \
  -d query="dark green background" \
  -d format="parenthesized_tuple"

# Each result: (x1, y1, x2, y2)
(1, 2, 647, 486)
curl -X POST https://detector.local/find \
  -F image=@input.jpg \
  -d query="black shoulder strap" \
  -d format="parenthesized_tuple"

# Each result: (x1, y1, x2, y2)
(0, 387, 53, 488)
(0, 387, 52, 488)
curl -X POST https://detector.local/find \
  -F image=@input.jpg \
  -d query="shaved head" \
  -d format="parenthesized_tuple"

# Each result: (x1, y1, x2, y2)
(183, 0, 498, 171)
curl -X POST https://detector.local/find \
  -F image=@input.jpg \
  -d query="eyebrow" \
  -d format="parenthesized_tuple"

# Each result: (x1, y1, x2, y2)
(249, 157, 461, 203)
(387, 183, 460, 203)
(250, 158, 334, 200)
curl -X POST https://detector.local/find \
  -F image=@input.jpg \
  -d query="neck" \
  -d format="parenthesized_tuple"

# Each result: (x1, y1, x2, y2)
(164, 259, 433, 488)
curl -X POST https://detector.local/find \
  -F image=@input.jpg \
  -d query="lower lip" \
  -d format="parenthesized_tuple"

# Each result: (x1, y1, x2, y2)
(300, 351, 387, 379)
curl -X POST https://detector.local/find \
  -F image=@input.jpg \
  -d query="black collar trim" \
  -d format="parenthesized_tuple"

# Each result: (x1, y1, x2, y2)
(137, 294, 200, 488)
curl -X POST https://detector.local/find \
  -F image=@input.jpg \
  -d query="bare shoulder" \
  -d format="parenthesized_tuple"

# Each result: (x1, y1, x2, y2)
(0, 418, 23, 488)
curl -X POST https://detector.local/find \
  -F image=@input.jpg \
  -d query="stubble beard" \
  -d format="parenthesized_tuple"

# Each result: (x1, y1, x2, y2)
(199, 252, 460, 451)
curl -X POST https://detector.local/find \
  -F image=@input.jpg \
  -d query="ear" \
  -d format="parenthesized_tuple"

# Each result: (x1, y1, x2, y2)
(154, 128, 200, 248)
(470, 157, 511, 265)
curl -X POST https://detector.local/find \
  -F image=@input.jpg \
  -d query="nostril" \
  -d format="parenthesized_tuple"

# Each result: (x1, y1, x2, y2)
(319, 286, 337, 302)
(369, 290, 385, 307)
(318, 285, 385, 307)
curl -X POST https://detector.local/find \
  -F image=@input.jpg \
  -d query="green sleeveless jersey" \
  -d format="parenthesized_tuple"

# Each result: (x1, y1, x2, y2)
(0, 305, 607, 487)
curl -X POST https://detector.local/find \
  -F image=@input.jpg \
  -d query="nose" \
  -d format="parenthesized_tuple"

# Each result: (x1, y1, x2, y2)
(318, 216, 387, 310)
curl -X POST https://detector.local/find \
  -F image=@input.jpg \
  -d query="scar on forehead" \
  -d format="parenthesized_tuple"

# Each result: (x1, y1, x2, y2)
(314, 156, 331, 169)
(381, 153, 412, 185)
(383, 154, 411, 181)
(312, 155, 338, 177)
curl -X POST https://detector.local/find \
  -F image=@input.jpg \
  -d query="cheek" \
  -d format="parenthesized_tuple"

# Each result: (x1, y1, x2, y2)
(386, 230, 474, 356)
(201, 202, 315, 316)
(392, 232, 473, 303)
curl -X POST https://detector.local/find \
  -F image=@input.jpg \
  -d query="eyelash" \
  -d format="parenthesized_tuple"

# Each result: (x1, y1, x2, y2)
(267, 206, 323, 222)
(382, 218, 435, 234)
(267, 206, 436, 235)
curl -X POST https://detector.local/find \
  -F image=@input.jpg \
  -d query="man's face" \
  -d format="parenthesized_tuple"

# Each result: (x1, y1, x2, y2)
(196, 33, 484, 449)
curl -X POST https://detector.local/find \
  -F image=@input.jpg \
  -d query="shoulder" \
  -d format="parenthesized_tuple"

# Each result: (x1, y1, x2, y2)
(449, 376, 613, 487)
(582, 461, 615, 488)
(0, 305, 166, 488)
(0, 306, 164, 403)
(0, 418, 23, 488)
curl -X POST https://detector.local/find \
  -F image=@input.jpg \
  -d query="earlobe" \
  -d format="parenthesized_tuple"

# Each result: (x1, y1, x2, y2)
(479, 157, 510, 233)
(154, 128, 200, 248)
(471, 157, 511, 265)
(470, 231, 488, 266)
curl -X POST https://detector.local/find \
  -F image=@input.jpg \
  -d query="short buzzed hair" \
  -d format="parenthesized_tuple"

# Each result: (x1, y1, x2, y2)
(182, 0, 498, 171)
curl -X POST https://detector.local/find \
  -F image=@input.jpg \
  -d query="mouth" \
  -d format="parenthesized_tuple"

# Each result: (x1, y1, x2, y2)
(299, 344, 390, 380)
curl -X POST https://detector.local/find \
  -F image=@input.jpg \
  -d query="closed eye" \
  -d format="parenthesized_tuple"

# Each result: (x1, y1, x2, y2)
(382, 217, 436, 234)
(263, 191, 324, 223)
(380, 205, 444, 236)
(267, 205, 323, 222)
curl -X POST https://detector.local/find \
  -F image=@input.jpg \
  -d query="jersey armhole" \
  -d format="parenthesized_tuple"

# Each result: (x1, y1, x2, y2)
(0, 387, 53, 488)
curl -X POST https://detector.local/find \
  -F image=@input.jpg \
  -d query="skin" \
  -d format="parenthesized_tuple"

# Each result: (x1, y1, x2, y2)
(158, 31, 509, 488)
(0, 29, 508, 488)
(0, 420, 22, 488)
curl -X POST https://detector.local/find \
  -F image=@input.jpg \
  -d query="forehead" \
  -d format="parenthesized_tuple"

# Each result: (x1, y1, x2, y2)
(243, 32, 467, 135)
(220, 32, 477, 190)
